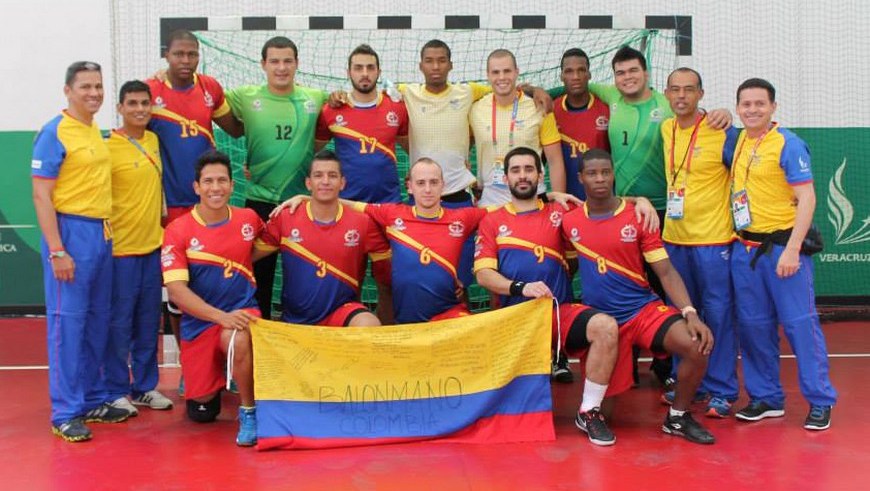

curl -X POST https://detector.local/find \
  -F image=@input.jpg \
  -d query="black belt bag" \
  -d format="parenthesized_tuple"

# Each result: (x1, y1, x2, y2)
(739, 225, 824, 269)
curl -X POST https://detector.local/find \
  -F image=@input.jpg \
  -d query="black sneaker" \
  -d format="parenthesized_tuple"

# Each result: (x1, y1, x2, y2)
(735, 400, 785, 422)
(84, 403, 131, 423)
(575, 408, 616, 446)
(551, 355, 574, 384)
(662, 412, 715, 444)
(804, 405, 832, 431)
(52, 418, 92, 442)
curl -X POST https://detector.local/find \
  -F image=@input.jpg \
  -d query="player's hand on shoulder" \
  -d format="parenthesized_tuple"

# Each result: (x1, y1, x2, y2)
(327, 90, 350, 108)
(270, 195, 309, 218)
(548, 192, 582, 210)
(152, 68, 168, 82)
(706, 108, 733, 130)
(633, 197, 660, 233)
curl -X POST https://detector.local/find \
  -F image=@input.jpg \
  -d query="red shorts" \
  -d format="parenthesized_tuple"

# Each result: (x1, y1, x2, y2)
(553, 303, 595, 354)
(163, 206, 194, 227)
(608, 300, 682, 397)
(431, 304, 472, 321)
(180, 325, 226, 401)
(318, 302, 371, 327)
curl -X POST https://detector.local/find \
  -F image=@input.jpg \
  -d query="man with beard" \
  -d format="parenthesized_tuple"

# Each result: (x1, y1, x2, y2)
(317, 44, 409, 204)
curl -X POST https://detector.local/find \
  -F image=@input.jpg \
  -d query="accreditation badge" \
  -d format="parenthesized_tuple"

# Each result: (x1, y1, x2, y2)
(666, 189, 685, 220)
(490, 159, 506, 187)
(731, 189, 752, 231)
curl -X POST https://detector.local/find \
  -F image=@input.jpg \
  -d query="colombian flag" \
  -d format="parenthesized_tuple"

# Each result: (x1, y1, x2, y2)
(251, 299, 554, 450)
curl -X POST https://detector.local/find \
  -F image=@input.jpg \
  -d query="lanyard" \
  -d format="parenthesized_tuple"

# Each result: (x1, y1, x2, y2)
(113, 129, 161, 178)
(730, 123, 774, 191)
(491, 92, 520, 149)
(669, 113, 705, 187)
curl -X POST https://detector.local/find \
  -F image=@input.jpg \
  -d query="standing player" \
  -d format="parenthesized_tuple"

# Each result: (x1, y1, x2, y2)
(147, 30, 242, 381)
(659, 68, 739, 417)
(225, 36, 328, 320)
(253, 150, 391, 326)
(730, 78, 837, 430)
(104, 81, 173, 416)
(474, 147, 621, 446)
(161, 151, 263, 446)
(561, 148, 716, 444)
(317, 44, 409, 203)
(553, 48, 610, 200)
(470, 49, 566, 207)
(33, 61, 130, 442)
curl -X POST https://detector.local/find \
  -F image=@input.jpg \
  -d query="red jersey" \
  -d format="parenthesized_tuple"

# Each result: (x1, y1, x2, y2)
(553, 94, 610, 200)
(561, 201, 666, 324)
(474, 201, 575, 307)
(365, 204, 485, 323)
(161, 206, 263, 340)
(257, 203, 391, 325)
(316, 93, 409, 203)
(147, 74, 230, 207)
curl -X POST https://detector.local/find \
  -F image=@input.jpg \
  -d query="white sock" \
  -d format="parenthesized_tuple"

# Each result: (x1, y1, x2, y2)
(669, 407, 685, 417)
(579, 379, 608, 413)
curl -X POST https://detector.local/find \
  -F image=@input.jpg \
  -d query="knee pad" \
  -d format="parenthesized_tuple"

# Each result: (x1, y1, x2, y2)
(186, 394, 221, 423)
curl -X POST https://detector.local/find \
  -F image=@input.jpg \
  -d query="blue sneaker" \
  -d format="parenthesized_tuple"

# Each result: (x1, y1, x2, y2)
(705, 397, 732, 418)
(236, 406, 257, 447)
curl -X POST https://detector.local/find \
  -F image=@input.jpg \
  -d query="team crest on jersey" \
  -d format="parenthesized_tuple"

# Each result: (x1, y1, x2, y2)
(304, 100, 317, 114)
(610, 103, 619, 112)
(334, 114, 347, 127)
(386, 111, 400, 127)
(252, 99, 262, 111)
(449, 98, 461, 110)
(241, 223, 255, 242)
(497, 224, 512, 238)
(391, 218, 406, 231)
(515, 119, 525, 130)
(188, 238, 204, 252)
(620, 224, 638, 243)
(203, 91, 215, 108)
(154, 96, 165, 109)
(650, 108, 664, 122)
(344, 229, 360, 247)
(549, 211, 563, 228)
(596, 116, 609, 131)
(569, 227, 581, 242)
(289, 228, 303, 243)
(161, 245, 176, 267)
(448, 220, 465, 238)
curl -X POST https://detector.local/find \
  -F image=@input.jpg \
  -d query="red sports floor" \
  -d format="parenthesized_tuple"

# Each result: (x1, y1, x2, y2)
(1, 318, 868, 490)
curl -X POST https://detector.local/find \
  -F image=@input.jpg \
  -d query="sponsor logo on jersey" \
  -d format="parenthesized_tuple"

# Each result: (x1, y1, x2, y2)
(160, 245, 175, 266)
(252, 99, 262, 111)
(335, 114, 347, 127)
(569, 227, 581, 242)
(497, 224, 512, 238)
(650, 108, 664, 123)
(203, 91, 215, 109)
(386, 111, 400, 127)
(449, 98, 462, 110)
(31, 159, 42, 169)
(620, 224, 638, 243)
(799, 156, 810, 172)
(448, 220, 465, 237)
(549, 211, 563, 228)
(154, 96, 165, 109)
(304, 100, 317, 114)
(289, 228, 303, 243)
(241, 223, 255, 241)
(595, 115, 609, 131)
(391, 218, 406, 231)
(515, 119, 525, 130)
(188, 238, 204, 252)
(344, 229, 360, 247)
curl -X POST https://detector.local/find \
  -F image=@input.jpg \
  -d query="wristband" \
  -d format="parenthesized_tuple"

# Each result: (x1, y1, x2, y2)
(49, 250, 67, 260)
(681, 306, 698, 318)
(510, 280, 526, 296)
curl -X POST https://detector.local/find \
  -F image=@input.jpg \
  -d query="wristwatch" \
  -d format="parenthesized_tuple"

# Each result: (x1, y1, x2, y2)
(49, 250, 67, 260)
(681, 306, 698, 318)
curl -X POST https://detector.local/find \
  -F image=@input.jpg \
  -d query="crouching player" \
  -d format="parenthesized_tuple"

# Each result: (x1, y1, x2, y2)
(562, 148, 716, 444)
(161, 150, 263, 446)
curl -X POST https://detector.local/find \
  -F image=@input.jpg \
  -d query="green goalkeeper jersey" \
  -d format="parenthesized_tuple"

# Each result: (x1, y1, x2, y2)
(591, 83, 673, 210)
(226, 84, 327, 203)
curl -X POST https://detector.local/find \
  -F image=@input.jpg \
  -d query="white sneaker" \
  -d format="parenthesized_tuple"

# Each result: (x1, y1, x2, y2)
(109, 397, 139, 417)
(132, 390, 174, 410)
